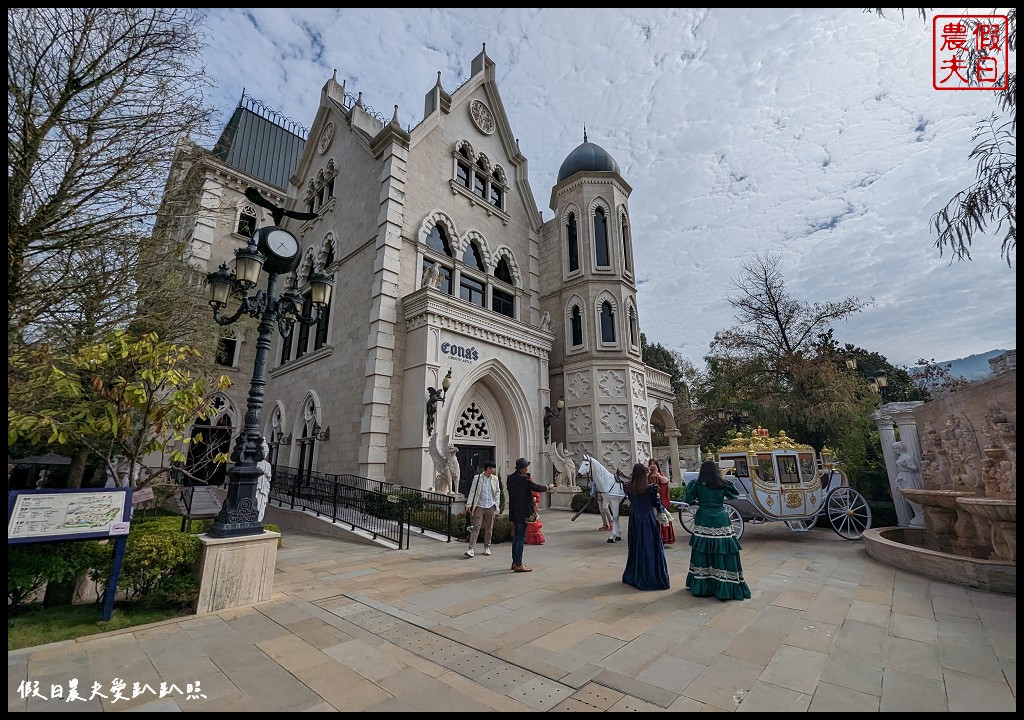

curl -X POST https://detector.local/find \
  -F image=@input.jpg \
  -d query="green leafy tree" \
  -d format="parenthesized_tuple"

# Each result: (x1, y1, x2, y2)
(8, 8, 221, 484)
(8, 330, 231, 488)
(869, 8, 1016, 266)
(641, 333, 700, 445)
(907, 358, 975, 398)
(705, 252, 875, 458)
(8, 8, 217, 339)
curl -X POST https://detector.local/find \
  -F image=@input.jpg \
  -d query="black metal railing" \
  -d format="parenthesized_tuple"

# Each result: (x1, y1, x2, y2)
(269, 466, 456, 549)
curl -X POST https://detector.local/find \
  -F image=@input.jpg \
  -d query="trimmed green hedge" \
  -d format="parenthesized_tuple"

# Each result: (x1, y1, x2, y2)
(8, 515, 286, 615)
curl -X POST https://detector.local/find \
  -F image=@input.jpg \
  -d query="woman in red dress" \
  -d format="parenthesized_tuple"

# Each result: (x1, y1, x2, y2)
(525, 490, 545, 544)
(648, 459, 675, 545)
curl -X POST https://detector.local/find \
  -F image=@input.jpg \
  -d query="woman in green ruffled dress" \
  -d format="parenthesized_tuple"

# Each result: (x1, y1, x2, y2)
(684, 460, 751, 601)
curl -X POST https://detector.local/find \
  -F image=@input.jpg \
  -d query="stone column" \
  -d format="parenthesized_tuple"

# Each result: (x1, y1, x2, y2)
(665, 428, 682, 485)
(873, 405, 907, 526)
(890, 402, 926, 527)
(875, 402, 925, 527)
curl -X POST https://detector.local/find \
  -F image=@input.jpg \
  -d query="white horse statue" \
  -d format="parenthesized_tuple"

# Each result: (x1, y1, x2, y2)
(577, 453, 626, 544)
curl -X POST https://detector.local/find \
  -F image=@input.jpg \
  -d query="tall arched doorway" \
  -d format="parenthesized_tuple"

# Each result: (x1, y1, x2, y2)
(444, 360, 529, 490)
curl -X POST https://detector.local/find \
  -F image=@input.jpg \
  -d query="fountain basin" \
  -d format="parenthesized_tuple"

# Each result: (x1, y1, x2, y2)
(899, 488, 974, 509)
(956, 497, 1016, 562)
(862, 527, 1015, 594)
(955, 497, 1016, 522)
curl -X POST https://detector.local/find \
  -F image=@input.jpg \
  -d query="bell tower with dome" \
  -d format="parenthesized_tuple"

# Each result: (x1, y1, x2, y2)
(539, 131, 656, 474)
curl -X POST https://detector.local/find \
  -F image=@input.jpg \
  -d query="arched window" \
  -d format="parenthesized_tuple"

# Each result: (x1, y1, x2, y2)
(473, 159, 487, 198)
(324, 243, 335, 268)
(494, 257, 513, 284)
(215, 331, 238, 368)
(297, 418, 317, 482)
(295, 293, 313, 359)
(594, 208, 609, 268)
(280, 323, 293, 364)
(492, 257, 514, 318)
(462, 242, 485, 271)
(426, 225, 453, 256)
(600, 301, 615, 343)
(185, 413, 233, 486)
(314, 290, 331, 351)
(236, 203, 258, 237)
(456, 147, 472, 189)
(621, 215, 631, 273)
(490, 168, 504, 208)
(628, 305, 638, 347)
(571, 306, 583, 346)
(567, 212, 579, 273)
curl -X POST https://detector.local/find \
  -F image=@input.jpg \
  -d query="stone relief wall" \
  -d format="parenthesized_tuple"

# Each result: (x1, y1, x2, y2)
(914, 370, 1016, 500)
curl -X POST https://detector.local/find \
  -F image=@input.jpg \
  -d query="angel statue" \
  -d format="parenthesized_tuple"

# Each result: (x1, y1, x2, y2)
(425, 432, 459, 496)
(549, 441, 578, 489)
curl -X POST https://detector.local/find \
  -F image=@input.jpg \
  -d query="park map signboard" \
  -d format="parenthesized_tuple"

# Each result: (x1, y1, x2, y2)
(8, 487, 131, 543)
(8, 487, 132, 621)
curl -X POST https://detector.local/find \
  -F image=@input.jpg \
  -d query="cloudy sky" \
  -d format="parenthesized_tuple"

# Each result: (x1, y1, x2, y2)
(200, 8, 1015, 369)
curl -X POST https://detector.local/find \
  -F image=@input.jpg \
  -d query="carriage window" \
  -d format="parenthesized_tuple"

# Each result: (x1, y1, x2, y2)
(733, 457, 750, 478)
(756, 455, 776, 483)
(778, 455, 800, 484)
(799, 454, 816, 482)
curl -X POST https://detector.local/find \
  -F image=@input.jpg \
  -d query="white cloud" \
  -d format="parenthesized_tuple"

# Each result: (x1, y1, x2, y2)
(201, 7, 1015, 367)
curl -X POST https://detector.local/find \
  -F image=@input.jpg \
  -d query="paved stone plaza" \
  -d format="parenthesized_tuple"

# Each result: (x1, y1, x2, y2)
(8, 510, 1016, 712)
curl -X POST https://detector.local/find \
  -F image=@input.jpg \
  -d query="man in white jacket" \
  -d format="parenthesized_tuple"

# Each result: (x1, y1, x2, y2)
(464, 460, 505, 558)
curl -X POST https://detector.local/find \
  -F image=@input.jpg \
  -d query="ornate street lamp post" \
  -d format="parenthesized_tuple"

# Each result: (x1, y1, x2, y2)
(869, 369, 889, 401)
(717, 407, 750, 433)
(543, 398, 564, 444)
(204, 189, 332, 538)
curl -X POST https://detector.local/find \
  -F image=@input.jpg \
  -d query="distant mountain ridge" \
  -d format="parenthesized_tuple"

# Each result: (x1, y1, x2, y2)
(933, 349, 1008, 381)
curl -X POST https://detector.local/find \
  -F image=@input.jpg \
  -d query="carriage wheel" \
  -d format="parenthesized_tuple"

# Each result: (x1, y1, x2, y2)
(726, 505, 745, 541)
(677, 503, 744, 541)
(826, 487, 872, 540)
(678, 503, 696, 535)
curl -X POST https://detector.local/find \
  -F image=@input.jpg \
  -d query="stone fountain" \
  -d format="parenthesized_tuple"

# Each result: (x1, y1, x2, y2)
(862, 369, 1015, 594)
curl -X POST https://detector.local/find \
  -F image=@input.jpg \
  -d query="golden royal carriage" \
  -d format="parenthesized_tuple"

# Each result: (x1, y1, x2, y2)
(674, 428, 872, 541)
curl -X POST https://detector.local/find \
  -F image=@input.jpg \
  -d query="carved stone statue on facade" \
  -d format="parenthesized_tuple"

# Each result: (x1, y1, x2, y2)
(982, 401, 1016, 499)
(426, 432, 459, 496)
(421, 264, 442, 290)
(539, 310, 552, 332)
(549, 442, 578, 488)
(256, 438, 273, 522)
(892, 440, 925, 526)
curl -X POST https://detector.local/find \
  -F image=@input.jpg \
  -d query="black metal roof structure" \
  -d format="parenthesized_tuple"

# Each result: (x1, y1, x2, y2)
(557, 131, 621, 183)
(211, 93, 308, 190)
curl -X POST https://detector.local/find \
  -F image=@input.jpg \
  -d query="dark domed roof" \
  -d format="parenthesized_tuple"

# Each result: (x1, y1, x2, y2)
(557, 137, 620, 183)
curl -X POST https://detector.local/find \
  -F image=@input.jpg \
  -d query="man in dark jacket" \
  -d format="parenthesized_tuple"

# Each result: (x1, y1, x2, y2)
(506, 457, 555, 572)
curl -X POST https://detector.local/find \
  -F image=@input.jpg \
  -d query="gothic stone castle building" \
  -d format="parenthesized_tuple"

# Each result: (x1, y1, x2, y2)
(161, 47, 680, 492)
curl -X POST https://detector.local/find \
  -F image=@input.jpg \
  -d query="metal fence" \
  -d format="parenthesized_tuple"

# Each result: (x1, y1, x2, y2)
(269, 466, 456, 549)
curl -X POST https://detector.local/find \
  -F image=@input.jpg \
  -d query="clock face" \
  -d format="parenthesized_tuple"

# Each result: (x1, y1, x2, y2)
(265, 229, 298, 258)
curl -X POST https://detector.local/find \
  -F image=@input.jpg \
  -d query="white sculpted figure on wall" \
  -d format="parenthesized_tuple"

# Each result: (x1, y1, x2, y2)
(256, 438, 272, 522)
(426, 433, 459, 496)
(421, 264, 442, 290)
(549, 442, 578, 489)
(539, 310, 552, 332)
(893, 440, 925, 527)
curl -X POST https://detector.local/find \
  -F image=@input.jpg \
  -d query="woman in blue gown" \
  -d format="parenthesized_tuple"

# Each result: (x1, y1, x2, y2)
(622, 462, 670, 591)
(684, 460, 751, 601)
